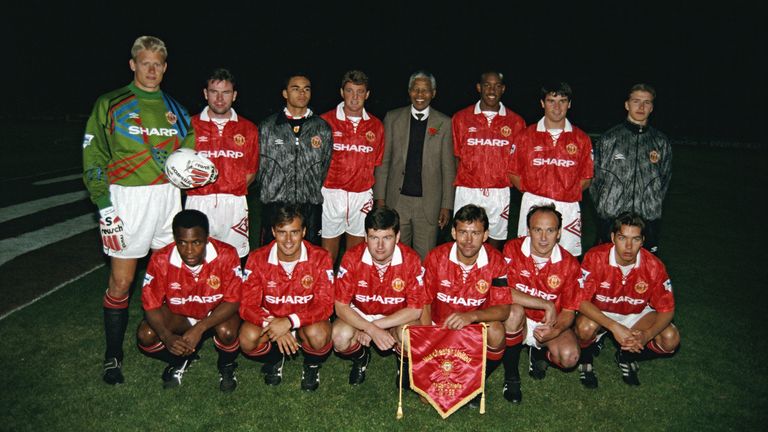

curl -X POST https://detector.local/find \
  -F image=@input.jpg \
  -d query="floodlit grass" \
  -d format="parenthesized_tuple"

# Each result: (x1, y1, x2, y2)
(1, 146, 766, 431)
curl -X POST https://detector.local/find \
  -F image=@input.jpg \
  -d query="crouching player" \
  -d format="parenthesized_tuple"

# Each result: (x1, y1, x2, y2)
(239, 204, 334, 391)
(575, 212, 679, 388)
(501, 204, 582, 404)
(422, 204, 511, 407)
(332, 207, 426, 386)
(137, 209, 242, 391)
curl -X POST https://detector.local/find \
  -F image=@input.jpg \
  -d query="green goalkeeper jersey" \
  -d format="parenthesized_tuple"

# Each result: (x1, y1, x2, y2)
(82, 82, 195, 209)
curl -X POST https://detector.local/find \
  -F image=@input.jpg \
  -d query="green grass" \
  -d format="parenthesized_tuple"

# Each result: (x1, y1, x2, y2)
(1, 145, 767, 431)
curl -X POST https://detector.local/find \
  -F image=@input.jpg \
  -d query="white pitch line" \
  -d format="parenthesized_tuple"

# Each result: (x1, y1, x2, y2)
(0, 263, 105, 321)
(33, 174, 84, 185)
(0, 214, 97, 266)
(0, 191, 90, 224)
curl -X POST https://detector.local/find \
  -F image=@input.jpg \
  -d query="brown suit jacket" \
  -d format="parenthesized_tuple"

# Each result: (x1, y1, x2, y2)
(374, 106, 456, 221)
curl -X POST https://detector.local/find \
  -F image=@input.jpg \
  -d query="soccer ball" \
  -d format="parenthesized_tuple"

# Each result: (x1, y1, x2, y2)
(164, 148, 218, 189)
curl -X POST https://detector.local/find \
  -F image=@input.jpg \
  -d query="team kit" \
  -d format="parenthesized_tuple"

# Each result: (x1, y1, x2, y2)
(84, 36, 678, 407)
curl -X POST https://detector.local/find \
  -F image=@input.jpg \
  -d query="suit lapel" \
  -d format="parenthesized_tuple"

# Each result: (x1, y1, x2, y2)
(398, 107, 411, 167)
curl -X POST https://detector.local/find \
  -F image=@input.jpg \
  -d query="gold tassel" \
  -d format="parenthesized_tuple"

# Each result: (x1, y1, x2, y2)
(395, 325, 409, 419)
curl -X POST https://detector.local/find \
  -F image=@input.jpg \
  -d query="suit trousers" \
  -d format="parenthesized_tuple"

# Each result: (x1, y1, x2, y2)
(395, 194, 438, 260)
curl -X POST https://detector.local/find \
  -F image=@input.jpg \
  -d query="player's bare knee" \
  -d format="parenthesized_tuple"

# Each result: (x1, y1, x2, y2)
(487, 321, 506, 348)
(331, 322, 355, 350)
(302, 322, 332, 349)
(238, 322, 262, 351)
(215, 325, 238, 345)
(504, 304, 525, 331)
(559, 345, 580, 368)
(659, 324, 680, 351)
(574, 315, 599, 341)
(136, 321, 157, 346)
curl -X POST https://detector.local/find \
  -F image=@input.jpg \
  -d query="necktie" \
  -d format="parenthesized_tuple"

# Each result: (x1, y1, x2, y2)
(415, 113, 424, 121)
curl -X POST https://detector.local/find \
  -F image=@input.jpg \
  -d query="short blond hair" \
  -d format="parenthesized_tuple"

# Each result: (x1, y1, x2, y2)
(131, 36, 167, 61)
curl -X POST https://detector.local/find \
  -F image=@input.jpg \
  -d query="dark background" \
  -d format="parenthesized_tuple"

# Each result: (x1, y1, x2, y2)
(5, 1, 765, 143)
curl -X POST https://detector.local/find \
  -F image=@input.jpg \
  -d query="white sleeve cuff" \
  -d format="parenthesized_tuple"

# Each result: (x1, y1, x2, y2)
(289, 313, 301, 329)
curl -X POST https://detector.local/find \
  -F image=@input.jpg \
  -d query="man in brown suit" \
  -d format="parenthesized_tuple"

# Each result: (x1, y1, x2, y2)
(374, 71, 456, 259)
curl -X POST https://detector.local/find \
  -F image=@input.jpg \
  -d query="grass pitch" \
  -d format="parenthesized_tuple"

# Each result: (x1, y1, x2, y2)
(1, 139, 766, 430)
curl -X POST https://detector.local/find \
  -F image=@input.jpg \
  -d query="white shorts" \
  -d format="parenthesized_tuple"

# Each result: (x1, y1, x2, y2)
(350, 303, 386, 323)
(185, 194, 250, 257)
(523, 317, 545, 349)
(454, 186, 510, 240)
(106, 183, 180, 259)
(595, 305, 655, 342)
(517, 192, 582, 256)
(321, 187, 373, 238)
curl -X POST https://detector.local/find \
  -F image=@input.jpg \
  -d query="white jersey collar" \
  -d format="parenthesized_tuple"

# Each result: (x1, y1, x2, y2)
(449, 242, 489, 268)
(170, 241, 218, 268)
(362, 243, 403, 266)
(608, 245, 641, 269)
(536, 117, 573, 132)
(336, 102, 370, 121)
(268, 241, 308, 265)
(474, 101, 507, 116)
(200, 106, 238, 122)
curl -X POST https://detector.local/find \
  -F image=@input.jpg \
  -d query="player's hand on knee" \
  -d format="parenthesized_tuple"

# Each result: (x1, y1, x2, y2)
(99, 207, 126, 251)
(356, 331, 372, 347)
(275, 333, 299, 355)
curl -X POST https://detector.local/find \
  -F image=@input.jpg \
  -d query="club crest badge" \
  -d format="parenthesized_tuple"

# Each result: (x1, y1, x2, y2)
(635, 281, 648, 294)
(649, 150, 660, 163)
(476, 279, 489, 294)
(207, 275, 221, 290)
(392, 278, 405, 292)
(233, 134, 246, 146)
(366, 131, 376, 142)
(301, 275, 314, 289)
(311, 136, 322, 149)
(547, 275, 561, 290)
(165, 111, 178, 125)
(500, 126, 512, 137)
(566, 143, 577, 155)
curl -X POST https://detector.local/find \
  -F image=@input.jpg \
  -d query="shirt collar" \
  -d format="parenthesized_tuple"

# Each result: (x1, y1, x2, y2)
(521, 236, 562, 264)
(200, 106, 238, 122)
(268, 241, 309, 265)
(336, 102, 369, 121)
(169, 241, 218, 268)
(449, 242, 489, 268)
(410, 105, 430, 120)
(284, 107, 313, 119)
(608, 245, 641, 269)
(536, 117, 573, 132)
(474, 101, 507, 116)
(362, 243, 403, 266)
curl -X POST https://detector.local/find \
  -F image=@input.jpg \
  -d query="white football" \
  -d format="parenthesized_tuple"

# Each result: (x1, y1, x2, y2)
(164, 148, 218, 189)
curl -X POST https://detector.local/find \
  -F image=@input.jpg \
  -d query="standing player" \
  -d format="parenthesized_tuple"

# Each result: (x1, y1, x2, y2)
(320, 70, 384, 265)
(332, 207, 426, 386)
(82, 36, 198, 385)
(256, 73, 333, 246)
(510, 82, 593, 256)
(575, 212, 679, 388)
(136, 210, 242, 391)
(422, 204, 512, 406)
(590, 84, 672, 254)
(501, 204, 582, 404)
(186, 68, 259, 261)
(452, 71, 526, 250)
(239, 204, 335, 391)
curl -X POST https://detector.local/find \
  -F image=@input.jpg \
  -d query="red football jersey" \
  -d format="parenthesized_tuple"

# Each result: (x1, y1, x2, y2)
(503, 236, 582, 323)
(142, 238, 242, 320)
(581, 243, 675, 315)
(336, 242, 427, 316)
(510, 118, 593, 202)
(240, 240, 334, 328)
(452, 102, 525, 188)
(424, 242, 512, 326)
(188, 108, 259, 196)
(321, 103, 384, 192)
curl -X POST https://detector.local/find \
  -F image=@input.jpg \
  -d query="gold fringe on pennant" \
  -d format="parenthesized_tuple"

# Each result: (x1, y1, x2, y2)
(480, 322, 487, 415)
(396, 324, 409, 419)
